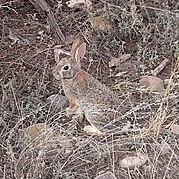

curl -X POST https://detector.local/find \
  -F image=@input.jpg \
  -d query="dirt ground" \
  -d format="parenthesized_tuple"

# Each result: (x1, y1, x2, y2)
(0, 0, 179, 179)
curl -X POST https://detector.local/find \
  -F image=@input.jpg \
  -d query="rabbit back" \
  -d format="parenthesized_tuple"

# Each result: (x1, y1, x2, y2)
(69, 70, 123, 129)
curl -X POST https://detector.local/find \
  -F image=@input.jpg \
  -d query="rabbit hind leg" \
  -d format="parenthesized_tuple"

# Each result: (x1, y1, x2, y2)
(84, 124, 105, 136)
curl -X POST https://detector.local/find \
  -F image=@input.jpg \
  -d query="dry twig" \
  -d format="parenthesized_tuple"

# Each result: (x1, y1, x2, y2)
(151, 58, 169, 76)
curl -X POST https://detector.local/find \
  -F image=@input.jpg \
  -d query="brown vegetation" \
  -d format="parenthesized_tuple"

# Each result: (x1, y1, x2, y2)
(0, 0, 179, 178)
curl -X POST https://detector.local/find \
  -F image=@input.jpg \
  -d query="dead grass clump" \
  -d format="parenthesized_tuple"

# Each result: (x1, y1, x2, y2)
(0, 0, 179, 178)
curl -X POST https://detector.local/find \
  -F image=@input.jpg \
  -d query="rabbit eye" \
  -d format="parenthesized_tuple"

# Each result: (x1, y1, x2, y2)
(63, 65, 70, 70)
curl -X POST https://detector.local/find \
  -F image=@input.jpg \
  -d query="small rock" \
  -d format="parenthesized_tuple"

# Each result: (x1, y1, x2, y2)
(66, 0, 92, 9)
(109, 54, 131, 67)
(160, 140, 170, 154)
(170, 124, 179, 134)
(24, 123, 46, 141)
(139, 76, 164, 92)
(120, 153, 148, 168)
(47, 94, 69, 112)
(115, 61, 143, 76)
(95, 171, 117, 179)
(88, 15, 111, 31)
(22, 123, 76, 154)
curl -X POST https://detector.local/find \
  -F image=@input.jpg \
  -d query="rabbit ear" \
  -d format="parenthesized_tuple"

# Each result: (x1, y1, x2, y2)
(75, 42, 86, 61)
(70, 36, 84, 56)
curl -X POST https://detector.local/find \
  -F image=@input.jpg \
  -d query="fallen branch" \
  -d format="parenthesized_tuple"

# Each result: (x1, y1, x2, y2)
(151, 58, 169, 76)
(30, 0, 65, 42)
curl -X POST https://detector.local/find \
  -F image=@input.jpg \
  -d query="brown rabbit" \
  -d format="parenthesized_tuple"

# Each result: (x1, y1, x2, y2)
(53, 37, 124, 135)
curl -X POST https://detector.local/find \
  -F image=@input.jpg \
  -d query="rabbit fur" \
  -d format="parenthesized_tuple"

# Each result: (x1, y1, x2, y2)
(53, 37, 124, 135)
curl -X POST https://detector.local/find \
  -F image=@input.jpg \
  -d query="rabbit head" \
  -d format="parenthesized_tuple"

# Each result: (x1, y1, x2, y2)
(53, 37, 86, 80)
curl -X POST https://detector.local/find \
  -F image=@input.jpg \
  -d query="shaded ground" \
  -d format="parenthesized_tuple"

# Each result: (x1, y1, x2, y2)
(0, 0, 179, 179)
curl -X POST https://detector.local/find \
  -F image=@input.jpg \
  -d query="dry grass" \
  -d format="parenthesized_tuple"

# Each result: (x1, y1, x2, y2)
(0, 0, 179, 178)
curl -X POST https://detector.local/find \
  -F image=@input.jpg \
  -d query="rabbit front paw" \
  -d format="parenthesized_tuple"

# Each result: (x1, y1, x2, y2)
(66, 107, 76, 115)
(66, 106, 84, 123)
